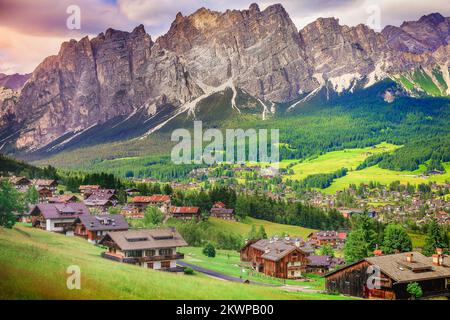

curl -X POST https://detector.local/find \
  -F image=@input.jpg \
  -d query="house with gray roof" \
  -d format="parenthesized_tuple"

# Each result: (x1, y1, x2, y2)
(99, 228, 187, 272)
(72, 214, 129, 243)
(29, 203, 89, 235)
(325, 250, 450, 299)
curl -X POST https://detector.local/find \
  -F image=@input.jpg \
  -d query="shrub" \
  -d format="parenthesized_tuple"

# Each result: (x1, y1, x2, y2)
(407, 282, 423, 299)
(202, 243, 216, 258)
(184, 267, 195, 275)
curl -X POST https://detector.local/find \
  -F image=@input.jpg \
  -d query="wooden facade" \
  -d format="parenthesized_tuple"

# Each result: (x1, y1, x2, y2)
(325, 253, 450, 300)
(241, 241, 309, 279)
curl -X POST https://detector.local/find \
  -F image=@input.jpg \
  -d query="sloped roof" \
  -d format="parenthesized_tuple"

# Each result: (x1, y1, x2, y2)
(326, 252, 450, 283)
(307, 255, 344, 268)
(79, 185, 100, 190)
(100, 228, 187, 250)
(29, 203, 89, 219)
(33, 179, 58, 187)
(76, 214, 128, 231)
(131, 195, 170, 203)
(171, 207, 199, 214)
(250, 238, 309, 262)
(48, 195, 78, 203)
(210, 208, 234, 215)
(365, 252, 450, 283)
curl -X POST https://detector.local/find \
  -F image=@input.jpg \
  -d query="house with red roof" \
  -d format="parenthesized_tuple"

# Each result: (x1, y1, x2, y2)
(129, 194, 171, 215)
(170, 206, 200, 221)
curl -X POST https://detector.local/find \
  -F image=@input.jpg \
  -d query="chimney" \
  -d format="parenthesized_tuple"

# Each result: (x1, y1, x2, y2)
(406, 253, 414, 263)
(432, 248, 444, 266)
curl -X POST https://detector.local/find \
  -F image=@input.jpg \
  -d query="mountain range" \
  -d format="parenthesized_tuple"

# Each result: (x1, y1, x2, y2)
(0, 3, 449, 158)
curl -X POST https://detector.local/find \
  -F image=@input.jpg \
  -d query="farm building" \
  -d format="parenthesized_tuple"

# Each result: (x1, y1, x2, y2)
(99, 228, 187, 271)
(325, 251, 450, 299)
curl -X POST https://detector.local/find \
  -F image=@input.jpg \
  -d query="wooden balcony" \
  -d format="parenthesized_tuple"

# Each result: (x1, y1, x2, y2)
(101, 252, 184, 264)
(138, 253, 184, 263)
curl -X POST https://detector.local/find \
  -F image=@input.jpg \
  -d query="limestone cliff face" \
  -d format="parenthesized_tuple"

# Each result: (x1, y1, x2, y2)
(2, 4, 450, 152)
(158, 3, 317, 102)
(299, 18, 389, 90)
(13, 25, 202, 150)
(383, 13, 450, 54)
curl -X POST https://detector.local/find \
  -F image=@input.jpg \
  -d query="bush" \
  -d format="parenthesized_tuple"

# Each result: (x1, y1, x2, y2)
(202, 243, 216, 258)
(407, 282, 423, 299)
(184, 267, 195, 275)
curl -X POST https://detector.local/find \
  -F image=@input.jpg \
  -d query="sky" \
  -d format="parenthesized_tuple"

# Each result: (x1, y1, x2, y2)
(0, 0, 449, 74)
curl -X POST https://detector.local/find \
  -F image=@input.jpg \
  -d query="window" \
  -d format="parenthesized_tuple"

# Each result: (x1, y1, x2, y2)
(126, 250, 143, 258)
(145, 250, 155, 257)
(160, 248, 173, 256)
(161, 261, 171, 269)
(147, 263, 154, 269)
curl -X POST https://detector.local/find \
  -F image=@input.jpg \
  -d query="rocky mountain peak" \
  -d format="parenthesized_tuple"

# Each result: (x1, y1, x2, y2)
(417, 12, 446, 26)
(249, 3, 261, 15)
(1, 5, 449, 154)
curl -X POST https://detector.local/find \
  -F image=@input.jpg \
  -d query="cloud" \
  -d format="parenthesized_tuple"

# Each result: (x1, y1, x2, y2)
(1, 0, 449, 74)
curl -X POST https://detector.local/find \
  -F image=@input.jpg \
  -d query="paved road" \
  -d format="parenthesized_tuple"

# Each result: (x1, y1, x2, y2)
(178, 261, 322, 293)
(177, 261, 278, 287)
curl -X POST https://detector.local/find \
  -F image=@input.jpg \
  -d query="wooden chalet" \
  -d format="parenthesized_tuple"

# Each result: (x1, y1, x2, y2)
(305, 255, 345, 275)
(130, 195, 171, 214)
(240, 237, 311, 279)
(325, 250, 450, 300)
(125, 188, 140, 196)
(99, 228, 187, 271)
(307, 231, 347, 248)
(170, 206, 200, 221)
(121, 204, 143, 219)
(37, 187, 53, 201)
(33, 179, 58, 191)
(48, 194, 79, 204)
(79, 185, 101, 199)
(210, 202, 235, 220)
(28, 203, 89, 234)
(339, 208, 377, 219)
(84, 199, 115, 213)
(84, 189, 118, 213)
(72, 214, 129, 243)
(9, 176, 31, 190)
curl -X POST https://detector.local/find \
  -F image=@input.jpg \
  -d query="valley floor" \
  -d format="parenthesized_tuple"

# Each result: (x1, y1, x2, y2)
(0, 224, 352, 300)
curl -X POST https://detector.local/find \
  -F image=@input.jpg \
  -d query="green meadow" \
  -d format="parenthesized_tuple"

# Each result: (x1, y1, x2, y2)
(0, 224, 349, 300)
(324, 162, 450, 194)
(208, 217, 316, 240)
(284, 142, 399, 181)
(179, 246, 325, 289)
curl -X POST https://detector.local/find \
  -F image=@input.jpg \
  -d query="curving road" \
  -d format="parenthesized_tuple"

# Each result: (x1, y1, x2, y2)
(177, 261, 278, 287)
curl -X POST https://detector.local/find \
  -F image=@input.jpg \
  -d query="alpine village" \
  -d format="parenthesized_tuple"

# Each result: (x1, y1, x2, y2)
(1, 2, 450, 301)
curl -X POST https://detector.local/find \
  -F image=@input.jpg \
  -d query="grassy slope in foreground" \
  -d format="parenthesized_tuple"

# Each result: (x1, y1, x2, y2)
(0, 225, 349, 300)
(208, 217, 316, 239)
